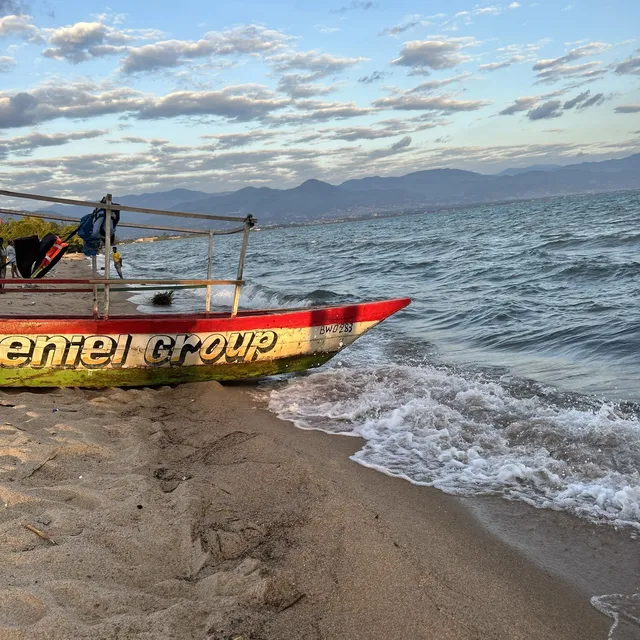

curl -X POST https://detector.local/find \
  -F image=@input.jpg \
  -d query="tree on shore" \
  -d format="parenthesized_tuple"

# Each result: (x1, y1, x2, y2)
(0, 217, 84, 252)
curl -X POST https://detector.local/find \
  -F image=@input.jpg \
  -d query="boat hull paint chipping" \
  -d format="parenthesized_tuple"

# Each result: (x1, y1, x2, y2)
(0, 299, 410, 387)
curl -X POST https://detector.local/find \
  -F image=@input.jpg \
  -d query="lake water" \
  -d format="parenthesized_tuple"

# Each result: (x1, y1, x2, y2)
(121, 189, 640, 531)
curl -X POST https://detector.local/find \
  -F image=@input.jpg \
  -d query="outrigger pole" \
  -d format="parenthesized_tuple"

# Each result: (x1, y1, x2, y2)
(0, 189, 247, 222)
(0, 189, 256, 319)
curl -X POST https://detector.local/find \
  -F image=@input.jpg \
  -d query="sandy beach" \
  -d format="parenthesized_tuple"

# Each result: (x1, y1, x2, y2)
(0, 257, 636, 639)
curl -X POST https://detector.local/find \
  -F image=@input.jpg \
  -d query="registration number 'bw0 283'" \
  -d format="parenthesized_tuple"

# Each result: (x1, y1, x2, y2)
(318, 323, 354, 335)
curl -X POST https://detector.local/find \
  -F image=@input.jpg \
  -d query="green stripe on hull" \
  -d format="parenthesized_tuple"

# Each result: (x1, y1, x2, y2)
(0, 352, 335, 388)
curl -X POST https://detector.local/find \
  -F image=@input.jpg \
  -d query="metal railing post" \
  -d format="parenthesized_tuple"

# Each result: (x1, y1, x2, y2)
(205, 231, 214, 313)
(91, 255, 99, 318)
(103, 193, 112, 318)
(0, 190, 256, 320)
(231, 219, 251, 317)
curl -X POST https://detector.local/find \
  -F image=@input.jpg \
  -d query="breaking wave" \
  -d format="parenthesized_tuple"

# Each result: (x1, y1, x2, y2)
(267, 358, 640, 529)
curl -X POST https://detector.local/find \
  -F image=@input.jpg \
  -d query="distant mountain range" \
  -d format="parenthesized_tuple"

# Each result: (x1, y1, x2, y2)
(37, 153, 640, 235)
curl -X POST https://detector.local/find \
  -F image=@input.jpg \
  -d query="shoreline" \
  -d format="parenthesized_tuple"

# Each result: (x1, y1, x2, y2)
(254, 390, 640, 640)
(0, 380, 615, 639)
(1, 256, 636, 638)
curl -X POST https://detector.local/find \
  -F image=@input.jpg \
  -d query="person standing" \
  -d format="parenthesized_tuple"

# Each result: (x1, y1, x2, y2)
(112, 246, 124, 279)
(7, 240, 18, 278)
(0, 238, 6, 292)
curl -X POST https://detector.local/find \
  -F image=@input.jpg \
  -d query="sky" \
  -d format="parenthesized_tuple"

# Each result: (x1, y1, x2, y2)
(0, 0, 639, 197)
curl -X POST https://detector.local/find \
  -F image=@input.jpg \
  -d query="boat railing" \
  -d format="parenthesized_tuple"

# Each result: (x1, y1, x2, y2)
(0, 189, 255, 319)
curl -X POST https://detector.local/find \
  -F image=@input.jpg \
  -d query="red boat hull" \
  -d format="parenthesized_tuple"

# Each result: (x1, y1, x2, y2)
(0, 298, 410, 387)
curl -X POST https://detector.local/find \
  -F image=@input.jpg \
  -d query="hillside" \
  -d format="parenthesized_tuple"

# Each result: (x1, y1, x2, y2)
(21, 153, 640, 233)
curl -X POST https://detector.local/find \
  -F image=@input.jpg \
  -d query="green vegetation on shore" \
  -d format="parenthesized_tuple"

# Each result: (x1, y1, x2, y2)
(0, 217, 83, 252)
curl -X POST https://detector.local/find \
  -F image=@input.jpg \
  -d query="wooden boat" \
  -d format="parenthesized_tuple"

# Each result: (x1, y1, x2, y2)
(0, 300, 409, 387)
(0, 189, 410, 388)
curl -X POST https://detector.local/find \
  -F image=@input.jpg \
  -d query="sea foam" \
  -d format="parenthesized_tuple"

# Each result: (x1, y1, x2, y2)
(591, 592, 640, 639)
(268, 362, 640, 530)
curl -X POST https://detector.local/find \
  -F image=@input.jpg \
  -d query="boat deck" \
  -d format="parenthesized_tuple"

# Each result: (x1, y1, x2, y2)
(1, 256, 138, 318)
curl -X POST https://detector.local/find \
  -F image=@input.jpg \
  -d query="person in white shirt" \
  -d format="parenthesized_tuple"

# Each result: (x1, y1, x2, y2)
(6, 240, 18, 278)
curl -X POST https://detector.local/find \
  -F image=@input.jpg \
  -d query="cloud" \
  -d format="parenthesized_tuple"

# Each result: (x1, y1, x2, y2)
(409, 72, 473, 92)
(580, 92, 605, 109)
(533, 42, 608, 70)
(533, 42, 611, 75)
(0, 13, 43, 43)
(440, 10, 473, 32)
(321, 116, 439, 142)
(563, 89, 605, 110)
(479, 55, 524, 71)
(499, 96, 539, 115)
(136, 85, 290, 122)
(271, 50, 364, 98)
(500, 41, 546, 58)
(500, 90, 605, 118)
(373, 93, 490, 112)
(333, 1, 377, 13)
(121, 25, 290, 73)
(390, 135, 412, 150)
(615, 104, 640, 114)
(479, 60, 511, 71)
(414, 141, 602, 170)
(0, 143, 343, 197)
(42, 21, 138, 63)
(358, 70, 388, 83)
(473, 6, 502, 16)
(366, 135, 415, 160)
(563, 90, 590, 109)
(532, 42, 609, 82)
(200, 130, 278, 150)
(614, 53, 640, 76)
(535, 61, 605, 84)
(327, 126, 399, 141)
(108, 135, 149, 144)
(0, 81, 290, 129)
(480, 41, 544, 72)
(276, 74, 338, 98)
(269, 99, 374, 125)
(0, 128, 107, 158)
(0, 82, 146, 129)
(509, 2, 521, 7)
(0, 54, 15, 71)
(379, 16, 424, 37)
(270, 49, 366, 77)
(527, 100, 563, 120)
(318, 117, 439, 142)
(391, 37, 477, 74)
(1, 78, 398, 132)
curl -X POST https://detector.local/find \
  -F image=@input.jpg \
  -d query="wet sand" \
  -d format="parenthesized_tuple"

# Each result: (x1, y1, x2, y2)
(0, 256, 634, 639)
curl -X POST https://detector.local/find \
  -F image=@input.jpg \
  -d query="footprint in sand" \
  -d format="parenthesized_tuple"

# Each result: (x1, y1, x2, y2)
(37, 488, 101, 511)
(0, 589, 47, 627)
